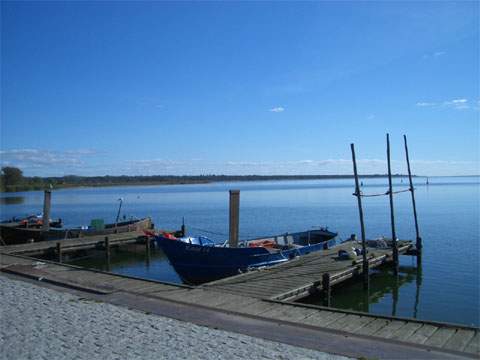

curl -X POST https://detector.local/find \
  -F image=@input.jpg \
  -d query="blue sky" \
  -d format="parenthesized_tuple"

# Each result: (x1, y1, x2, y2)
(1, 1, 479, 176)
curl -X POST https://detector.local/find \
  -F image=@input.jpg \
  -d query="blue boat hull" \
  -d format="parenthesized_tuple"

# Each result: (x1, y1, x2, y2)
(154, 236, 326, 284)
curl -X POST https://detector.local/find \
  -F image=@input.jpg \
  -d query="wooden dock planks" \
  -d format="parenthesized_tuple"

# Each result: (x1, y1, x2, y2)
(1, 249, 478, 357)
(204, 241, 412, 301)
(0, 231, 145, 255)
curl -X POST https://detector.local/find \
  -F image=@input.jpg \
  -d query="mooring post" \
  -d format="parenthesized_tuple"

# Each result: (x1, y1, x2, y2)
(351, 143, 369, 291)
(386, 134, 399, 275)
(404, 135, 422, 264)
(181, 217, 186, 237)
(56, 242, 62, 263)
(322, 273, 331, 307)
(104, 236, 110, 270)
(145, 235, 151, 264)
(42, 190, 52, 232)
(229, 190, 240, 248)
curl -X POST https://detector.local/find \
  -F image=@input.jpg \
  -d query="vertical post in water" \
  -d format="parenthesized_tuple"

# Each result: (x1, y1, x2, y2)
(181, 217, 186, 237)
(145, 235, 151, 264)
(56, 242, 62, 263)
(104, 236, 110, 271)
(229, 190, 240, 248)
(322, 273, 331, 307)
(115, 198, 123, 233)
(386, 134, 399, 275)
(42, 190, 52, 232)
(404, 135, 422, 264)
(351, 143, 369, 290)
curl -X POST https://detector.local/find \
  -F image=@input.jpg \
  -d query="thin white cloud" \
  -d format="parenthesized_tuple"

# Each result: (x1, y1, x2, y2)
(416, 102, 437, 107)
(0, 149, 97, 167)
(269, 106, 285, 113)
(416, 98, 472, 110)
(1, 151, 478, 176)
(444, 98, 469, 110)
(422, 50, 447, 59)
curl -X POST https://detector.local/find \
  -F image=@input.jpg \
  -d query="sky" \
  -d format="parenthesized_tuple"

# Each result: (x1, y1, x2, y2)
(1, 1, 479, 177)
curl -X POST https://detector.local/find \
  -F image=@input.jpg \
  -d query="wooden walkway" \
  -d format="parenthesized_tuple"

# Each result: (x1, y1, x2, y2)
(0, 252, 478, 358)
(0, 231, 146, 255)
(204, 239, 413, 301)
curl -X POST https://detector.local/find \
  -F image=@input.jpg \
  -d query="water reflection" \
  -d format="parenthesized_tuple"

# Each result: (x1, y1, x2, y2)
(0, 196, 25, 205)
(67, 243, 182, 284)
(414, 262, 423, 319)
(300, 264, 417, 317)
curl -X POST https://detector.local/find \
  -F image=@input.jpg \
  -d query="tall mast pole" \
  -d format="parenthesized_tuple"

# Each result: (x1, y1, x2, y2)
(404, 135, 422, 264)
(387, 134, 399, 275)
(351, 143, 369, 290)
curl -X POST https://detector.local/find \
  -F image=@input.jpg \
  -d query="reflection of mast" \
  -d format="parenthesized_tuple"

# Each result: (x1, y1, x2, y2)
(362, 290, 370, 313)
(392, 273, 399, 317)
(414, 262, 423, 318)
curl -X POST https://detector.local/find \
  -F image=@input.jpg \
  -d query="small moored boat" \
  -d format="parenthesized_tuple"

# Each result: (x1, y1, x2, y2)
(0, 217, 152, 245)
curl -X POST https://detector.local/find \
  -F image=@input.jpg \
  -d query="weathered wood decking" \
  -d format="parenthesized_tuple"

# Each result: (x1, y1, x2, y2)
(204, 239, 412, 301)
(0, 231, 147, 255)
(0, 252, 478, 358)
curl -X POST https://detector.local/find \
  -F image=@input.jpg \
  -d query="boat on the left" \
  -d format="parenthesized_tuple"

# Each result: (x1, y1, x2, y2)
(0, 217, 152, 245)
(1, 214, 63, 229)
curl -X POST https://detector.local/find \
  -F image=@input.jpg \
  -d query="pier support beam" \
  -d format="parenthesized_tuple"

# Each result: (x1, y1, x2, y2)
(145, 235, 151, 264)
(322, 273, 331, 307)
(386, 134, 399, 276)
(104, 236, 110, 271)
(404, 135, 422, 266)
(56, 242, 62, 263)
(229, 190, 240, 248)
(181, 217, 186, 237)
(42, 190, 51, 232)
(351, 143, 369, 291)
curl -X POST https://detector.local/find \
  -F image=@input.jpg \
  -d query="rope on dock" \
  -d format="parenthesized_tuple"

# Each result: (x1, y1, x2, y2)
(353, 187, 413, 198)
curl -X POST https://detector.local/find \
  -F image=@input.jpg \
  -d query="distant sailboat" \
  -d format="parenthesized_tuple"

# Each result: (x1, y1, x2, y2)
(426, 177, 429, 185)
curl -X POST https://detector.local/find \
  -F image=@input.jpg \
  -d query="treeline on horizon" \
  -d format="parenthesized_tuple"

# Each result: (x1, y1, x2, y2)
(0, 166, 413, 193)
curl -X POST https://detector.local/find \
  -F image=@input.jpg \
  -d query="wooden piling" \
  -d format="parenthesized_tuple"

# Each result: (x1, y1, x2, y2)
(181, 217, 186, 237)
(350, 143, 369, 290)
(322, 272, 331, 307)
(42, 190, 52, 232)
(386, 134, 399, 275)
(56, 242, 62, 263)
(404, 135, 422, 262)
(104, 236, 110, 270)
(145, 235, 151, 264)
(229, 190, 240, 248)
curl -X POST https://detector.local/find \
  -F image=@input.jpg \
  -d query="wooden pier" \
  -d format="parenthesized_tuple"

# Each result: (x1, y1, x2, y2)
(0, 231, 148, 256)
(203, 239, 412, 301)
(1, 240, 478, 359)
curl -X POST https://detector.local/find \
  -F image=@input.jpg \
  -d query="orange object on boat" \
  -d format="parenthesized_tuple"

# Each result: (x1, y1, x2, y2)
(248, 239, 276, 248)
(162, 232, 177, 240)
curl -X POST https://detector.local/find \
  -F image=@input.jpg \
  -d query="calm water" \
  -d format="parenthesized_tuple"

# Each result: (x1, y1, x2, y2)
(1, 177, 479, 326)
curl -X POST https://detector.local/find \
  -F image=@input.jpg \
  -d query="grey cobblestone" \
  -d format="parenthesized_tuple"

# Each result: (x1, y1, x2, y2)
(0, 276, 351, 360)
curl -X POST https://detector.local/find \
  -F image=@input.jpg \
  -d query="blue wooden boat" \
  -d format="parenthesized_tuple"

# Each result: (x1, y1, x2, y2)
(154, 234, 331, 284)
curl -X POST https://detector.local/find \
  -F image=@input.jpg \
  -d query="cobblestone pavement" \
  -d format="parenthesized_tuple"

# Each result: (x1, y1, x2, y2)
(0, 276, 351, 360)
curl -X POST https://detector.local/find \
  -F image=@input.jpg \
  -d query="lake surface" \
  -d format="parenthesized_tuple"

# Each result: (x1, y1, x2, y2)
(1, 177, 479, 327)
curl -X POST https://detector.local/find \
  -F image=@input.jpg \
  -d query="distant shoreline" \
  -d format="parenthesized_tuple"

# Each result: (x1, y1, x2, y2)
(1, 174, 424, 193)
